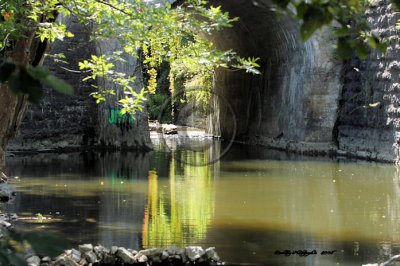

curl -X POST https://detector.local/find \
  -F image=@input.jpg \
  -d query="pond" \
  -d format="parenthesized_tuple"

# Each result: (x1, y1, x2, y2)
(3, 138, 400, 266)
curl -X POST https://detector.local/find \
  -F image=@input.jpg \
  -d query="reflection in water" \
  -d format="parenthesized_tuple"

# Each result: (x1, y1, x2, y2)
(143, 150, 215, 248)
(4, 144, 400, 265)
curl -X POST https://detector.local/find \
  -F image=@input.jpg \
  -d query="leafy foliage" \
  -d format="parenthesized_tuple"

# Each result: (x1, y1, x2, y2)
(1, 0, 260, 112)
(0, 59, 73, 104)
(147, 93, 172, 123)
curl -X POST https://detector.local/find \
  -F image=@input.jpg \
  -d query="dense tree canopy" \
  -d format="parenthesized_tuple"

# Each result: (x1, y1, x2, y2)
(0, 0, 260, 113)
(0, 0, 399, 113)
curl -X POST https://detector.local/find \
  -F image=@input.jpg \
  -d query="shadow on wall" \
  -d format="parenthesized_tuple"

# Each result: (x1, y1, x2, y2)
(206, 0, 342, 154)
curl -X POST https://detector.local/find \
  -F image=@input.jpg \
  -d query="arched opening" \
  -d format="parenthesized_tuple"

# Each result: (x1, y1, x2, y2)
(206, 0, 342, 152)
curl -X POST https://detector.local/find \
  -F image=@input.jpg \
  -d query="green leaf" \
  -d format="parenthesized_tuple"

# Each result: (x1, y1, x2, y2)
(337, 38, 354, 60)
(43, 75, 74, 95)
(369, 102, 381, 107)
(300, 20, 320, 42)
(0, 62, 16, 82)
(377, 42, 387, 54)
(8, 69, 43, 104)
(27, 66, 51, 80)
(300, 5, 327, 42)
(296, 2, 307, 19)
(392, 0, 400, 9)
(333, 27, 351, 37)
(22, 232, 71, 258)
(355, 43, 370, 59)
(272, 0, 290, 9)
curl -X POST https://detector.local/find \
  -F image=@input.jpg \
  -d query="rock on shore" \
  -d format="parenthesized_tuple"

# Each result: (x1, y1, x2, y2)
(26, 244, 222, 266)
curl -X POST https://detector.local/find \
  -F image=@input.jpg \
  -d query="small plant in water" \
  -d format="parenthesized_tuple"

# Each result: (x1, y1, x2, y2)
(36, 213, 43, 223)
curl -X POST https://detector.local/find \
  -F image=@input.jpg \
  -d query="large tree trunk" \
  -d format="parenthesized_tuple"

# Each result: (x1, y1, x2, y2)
(0, 26, 48, 169)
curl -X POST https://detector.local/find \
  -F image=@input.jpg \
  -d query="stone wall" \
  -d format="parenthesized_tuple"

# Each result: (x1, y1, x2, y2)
(206, 0, 400, 162)
(337, 0, 400, 162)
(208, 0, 342, 155)
(8, 16, 98, 151)
(8, 16, 152, 152)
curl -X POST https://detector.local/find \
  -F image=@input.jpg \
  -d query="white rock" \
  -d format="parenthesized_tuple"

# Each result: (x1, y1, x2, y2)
(84, 250, 97, 263)
(161, 251, 169, 260)
(111, 246, 118, 255)
(140, 248, 163, 258)
(41, 256, 51, 262)
(167, 245, 180, 255)
(205, 247, 220, 261)
(128, 249, 138, 256)
(134, 254, 148, 263)
(185, 246, 205, 261)
(78, 243, 93, 253)
(116, 247, 135, 264)
(94, 245, 109, 259)
(70, 248, 81, 262)
(0, 220, 11, 228)
(26, 255, 40, 266)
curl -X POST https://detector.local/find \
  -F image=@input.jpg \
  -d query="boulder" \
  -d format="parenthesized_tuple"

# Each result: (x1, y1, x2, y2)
(139, 248, 163, 258)
(78, 244, 93, 253)
(84, 250, 97, 263)
(167, 245, 180, 255)
(26, 255, 40, 266)
(161, 251, 169, 260)
(185, 246, 205, 262)
(94, 245, 109, 260)
(70, 248, 81, 262)
(134, 253, 148, 263)
(116, 247, 135, 264)
(205, 247, 220, 262)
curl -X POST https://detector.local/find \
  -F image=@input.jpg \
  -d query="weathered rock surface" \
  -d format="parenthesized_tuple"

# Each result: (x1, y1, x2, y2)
(207, 0, 342, 156)
(7, 15, 152, 153)
(337, 0, 400, 163)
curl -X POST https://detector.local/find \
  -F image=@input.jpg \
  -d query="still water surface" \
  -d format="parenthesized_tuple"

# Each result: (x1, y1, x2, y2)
(4, 140, 400, 265)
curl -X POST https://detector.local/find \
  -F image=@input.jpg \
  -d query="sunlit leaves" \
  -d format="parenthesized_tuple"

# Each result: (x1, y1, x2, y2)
(147, 68, 158, 94)
(119, 87, 147, 114)
(2, 0, 260, 113)
(37, 22, 74, 42)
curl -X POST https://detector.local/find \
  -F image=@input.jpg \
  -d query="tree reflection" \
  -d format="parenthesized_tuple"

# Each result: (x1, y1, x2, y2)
(142, 151, 215, 248)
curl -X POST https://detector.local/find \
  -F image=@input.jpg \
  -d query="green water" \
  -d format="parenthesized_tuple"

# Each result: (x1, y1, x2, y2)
(4, 141, 400, 265)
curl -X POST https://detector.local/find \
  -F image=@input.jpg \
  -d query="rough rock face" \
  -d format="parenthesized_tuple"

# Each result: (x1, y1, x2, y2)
(95, 40, 152, 151)
(337, 0, 400, 162)
(207, 0, 342, 155)
(8, 16, 98, 151)
(8, 16, 152, 152)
